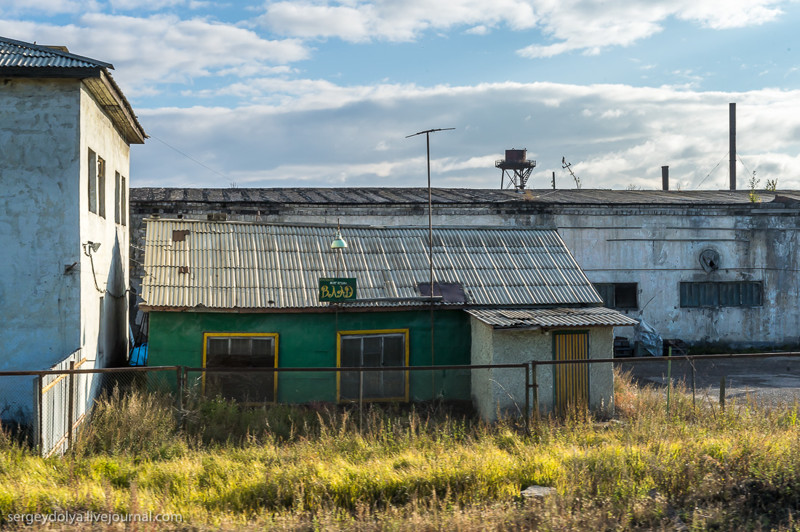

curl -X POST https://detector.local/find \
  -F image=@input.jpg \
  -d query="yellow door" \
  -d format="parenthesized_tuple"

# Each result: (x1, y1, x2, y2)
(553, 332, 589, 414)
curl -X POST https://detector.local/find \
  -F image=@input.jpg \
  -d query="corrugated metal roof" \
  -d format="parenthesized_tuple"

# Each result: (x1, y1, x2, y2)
(130, 187, 800, 206)
(467, 308, 639, 329)
(141, 219, 603, 311)
(0, 36, 111, 70)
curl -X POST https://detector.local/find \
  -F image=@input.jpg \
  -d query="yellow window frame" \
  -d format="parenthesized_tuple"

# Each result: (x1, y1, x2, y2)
(336, 328, 410, 403)
(202, 332, 279, 404)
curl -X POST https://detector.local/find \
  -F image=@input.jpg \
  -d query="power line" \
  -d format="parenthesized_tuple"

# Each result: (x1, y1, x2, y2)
(149, 134, 231, 181)
(693, 152, 729, 189)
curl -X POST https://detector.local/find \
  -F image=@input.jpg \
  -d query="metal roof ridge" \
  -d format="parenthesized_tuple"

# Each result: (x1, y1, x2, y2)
(142, 217, 560, 231)
(0, 35, 113, 69)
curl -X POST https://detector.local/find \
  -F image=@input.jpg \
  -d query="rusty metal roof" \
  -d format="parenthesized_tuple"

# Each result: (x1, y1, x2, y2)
(0, 36, 111, 71)
(467, 307, 638, 329)
(141, 219, 602, 311)
(130, 187, 800, 206)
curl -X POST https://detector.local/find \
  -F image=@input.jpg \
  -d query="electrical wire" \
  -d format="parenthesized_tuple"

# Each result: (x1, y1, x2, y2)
(149, 134, 231, 182)
(86, 247, 127, 298)
(693, 152, 729, 189)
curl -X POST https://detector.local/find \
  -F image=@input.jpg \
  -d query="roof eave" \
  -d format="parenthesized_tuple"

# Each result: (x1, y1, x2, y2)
(83, 70, 146, 145)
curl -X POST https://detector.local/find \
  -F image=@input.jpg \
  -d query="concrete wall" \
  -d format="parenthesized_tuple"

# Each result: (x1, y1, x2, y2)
(0, 79, 82, 371)
(130, 195, 800, 349)
(470, 317, 614, 421)
(79, 84, 131, 369)
(0, 78, 130, 422)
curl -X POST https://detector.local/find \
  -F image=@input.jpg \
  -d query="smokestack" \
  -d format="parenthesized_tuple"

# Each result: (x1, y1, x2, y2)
(661, 166, 669, 191)
(729, 102, 736, 190)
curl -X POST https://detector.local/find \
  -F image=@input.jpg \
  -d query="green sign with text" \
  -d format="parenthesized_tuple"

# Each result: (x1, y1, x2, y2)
(319, 278, 357, 302)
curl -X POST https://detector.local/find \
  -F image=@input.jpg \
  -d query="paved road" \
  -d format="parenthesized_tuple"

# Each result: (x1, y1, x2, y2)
(617, 355, 800, 406)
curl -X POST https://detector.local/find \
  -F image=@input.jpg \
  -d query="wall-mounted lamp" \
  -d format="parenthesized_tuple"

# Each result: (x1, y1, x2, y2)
(83, 241, 101, 255)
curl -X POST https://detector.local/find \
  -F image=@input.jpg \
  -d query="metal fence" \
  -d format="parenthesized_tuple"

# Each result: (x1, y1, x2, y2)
(1, 351, 799, 456)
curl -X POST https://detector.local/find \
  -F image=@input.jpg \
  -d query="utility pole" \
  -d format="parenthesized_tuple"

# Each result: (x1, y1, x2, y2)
(405, 127, 454, 396)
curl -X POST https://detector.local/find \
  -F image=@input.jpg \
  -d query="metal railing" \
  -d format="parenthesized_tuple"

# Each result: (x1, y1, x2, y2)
(1, 351, 798, 456)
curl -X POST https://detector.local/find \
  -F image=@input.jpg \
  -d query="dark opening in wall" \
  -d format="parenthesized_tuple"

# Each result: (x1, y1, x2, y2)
(594, 283, 638, 310)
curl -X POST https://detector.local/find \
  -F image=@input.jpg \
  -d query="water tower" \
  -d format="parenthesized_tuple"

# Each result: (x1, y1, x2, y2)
(496, 149, 536, 190)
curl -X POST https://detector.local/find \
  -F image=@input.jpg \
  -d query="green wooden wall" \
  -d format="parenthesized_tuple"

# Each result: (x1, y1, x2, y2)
(147, 309, 472, 403)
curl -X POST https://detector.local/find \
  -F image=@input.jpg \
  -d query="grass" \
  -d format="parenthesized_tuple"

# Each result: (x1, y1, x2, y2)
(0, 370, 799, 530)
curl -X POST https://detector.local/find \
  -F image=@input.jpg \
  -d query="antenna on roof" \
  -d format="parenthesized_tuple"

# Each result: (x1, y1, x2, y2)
(562, 157, 581, 189)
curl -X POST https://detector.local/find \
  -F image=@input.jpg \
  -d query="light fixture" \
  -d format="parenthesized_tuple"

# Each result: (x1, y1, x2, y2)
(331, 221, 347, 249)
(83, 241, 101, 255)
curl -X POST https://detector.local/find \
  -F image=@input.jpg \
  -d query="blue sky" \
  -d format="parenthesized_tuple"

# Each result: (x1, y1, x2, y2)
(2, 0, 800, 190)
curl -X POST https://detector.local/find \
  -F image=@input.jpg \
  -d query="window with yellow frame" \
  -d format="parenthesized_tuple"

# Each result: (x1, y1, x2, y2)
(203, 332, 279, 403)
(337, 329, 409, 402)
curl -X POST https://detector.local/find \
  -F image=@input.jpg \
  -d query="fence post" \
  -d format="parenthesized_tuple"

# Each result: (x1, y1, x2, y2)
(666, 347, 672, 417)
(691, 360, 696, 412)
(176, 366, 183, 412)
(720, 376, 726, 412)
(359, 369, 364, 432)
(34, 375, 42, 456)
(67, 361, 75, 452)
(524, 363, 530, 433)
(532, 363, 539, 421)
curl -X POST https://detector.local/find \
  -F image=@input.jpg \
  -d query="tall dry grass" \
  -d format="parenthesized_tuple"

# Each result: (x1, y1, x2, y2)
(1, 368, 799, 530)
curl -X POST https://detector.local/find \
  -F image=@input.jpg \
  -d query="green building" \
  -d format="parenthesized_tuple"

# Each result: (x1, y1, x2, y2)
(140, 219, 636, 419)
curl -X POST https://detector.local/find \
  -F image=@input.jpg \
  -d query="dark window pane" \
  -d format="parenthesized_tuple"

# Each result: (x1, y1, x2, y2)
(614, 283, 638, 309)
(207, 338, 228, 364)
(383, 335, 404, 366)
(341, 338, 361, 367)
(594, 284, 615, 307)
(719, 283, 740, 306)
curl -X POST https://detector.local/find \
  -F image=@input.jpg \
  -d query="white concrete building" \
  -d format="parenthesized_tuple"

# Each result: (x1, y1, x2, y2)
(0, 36, 145, 423)
(130, 188, 800, 351)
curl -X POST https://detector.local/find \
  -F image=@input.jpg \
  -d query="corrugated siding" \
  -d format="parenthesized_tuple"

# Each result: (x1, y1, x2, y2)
(142, 220, 604, 310)
(554, 332, 589, 413)
(467, 307, 638, 328)
(0, 37, 108, 69)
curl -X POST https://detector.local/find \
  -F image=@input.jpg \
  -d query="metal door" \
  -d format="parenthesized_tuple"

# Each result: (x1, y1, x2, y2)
(553, 331, 589, 413)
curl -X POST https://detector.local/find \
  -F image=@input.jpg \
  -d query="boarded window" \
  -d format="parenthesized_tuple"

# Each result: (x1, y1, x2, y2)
(339, 331, 407, 401)
(593, 283, 638, 309)
(121, 175, 127, 226)
(97, 157, 106, 219)
(680, 281, 762, 308)
(204, 334, 278, 402)
(88, 149, 97, 214)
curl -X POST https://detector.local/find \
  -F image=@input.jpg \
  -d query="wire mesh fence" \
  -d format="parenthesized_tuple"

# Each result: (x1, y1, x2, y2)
(1, 352, 799, 457)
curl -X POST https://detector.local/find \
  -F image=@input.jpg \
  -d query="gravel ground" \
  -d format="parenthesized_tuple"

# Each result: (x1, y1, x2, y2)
(617, 355, 800, 407)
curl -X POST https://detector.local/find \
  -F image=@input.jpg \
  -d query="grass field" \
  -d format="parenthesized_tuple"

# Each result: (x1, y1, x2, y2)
(1, 370, 799, 530)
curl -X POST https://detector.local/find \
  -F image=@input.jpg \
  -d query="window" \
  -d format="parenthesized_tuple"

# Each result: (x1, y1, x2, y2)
(97, 157, 105, 219)
(594, 283, 638, 309)
(114, 172, 127, 225)
(338, 330, 409, 402)
(680, 282, 762, 308)
(87, 149, 106, 218)
(203, 333, 278, 402)
(121, 175, 127, 226)
(88, 149, 97, 214)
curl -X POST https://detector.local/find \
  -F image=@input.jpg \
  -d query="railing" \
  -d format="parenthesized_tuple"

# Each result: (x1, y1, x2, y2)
(0, 351, 798, 456)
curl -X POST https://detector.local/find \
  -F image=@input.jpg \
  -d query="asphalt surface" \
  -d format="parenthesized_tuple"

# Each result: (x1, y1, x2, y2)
(617, 355, 800, 406)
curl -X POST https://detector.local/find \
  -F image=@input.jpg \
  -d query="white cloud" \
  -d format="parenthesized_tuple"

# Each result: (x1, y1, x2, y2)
(258, 0, 537, 42)
(132, 81, 800, 191)
(0, 14, 309, 95)
(108, 0, 186, 10)
(518, 0, 784, 58)
(255, 0, 786, 58)
(0, 0, 97, 15)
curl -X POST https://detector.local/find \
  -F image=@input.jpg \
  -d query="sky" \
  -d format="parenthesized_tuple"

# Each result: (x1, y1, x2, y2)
(2, 0, 800, 191)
